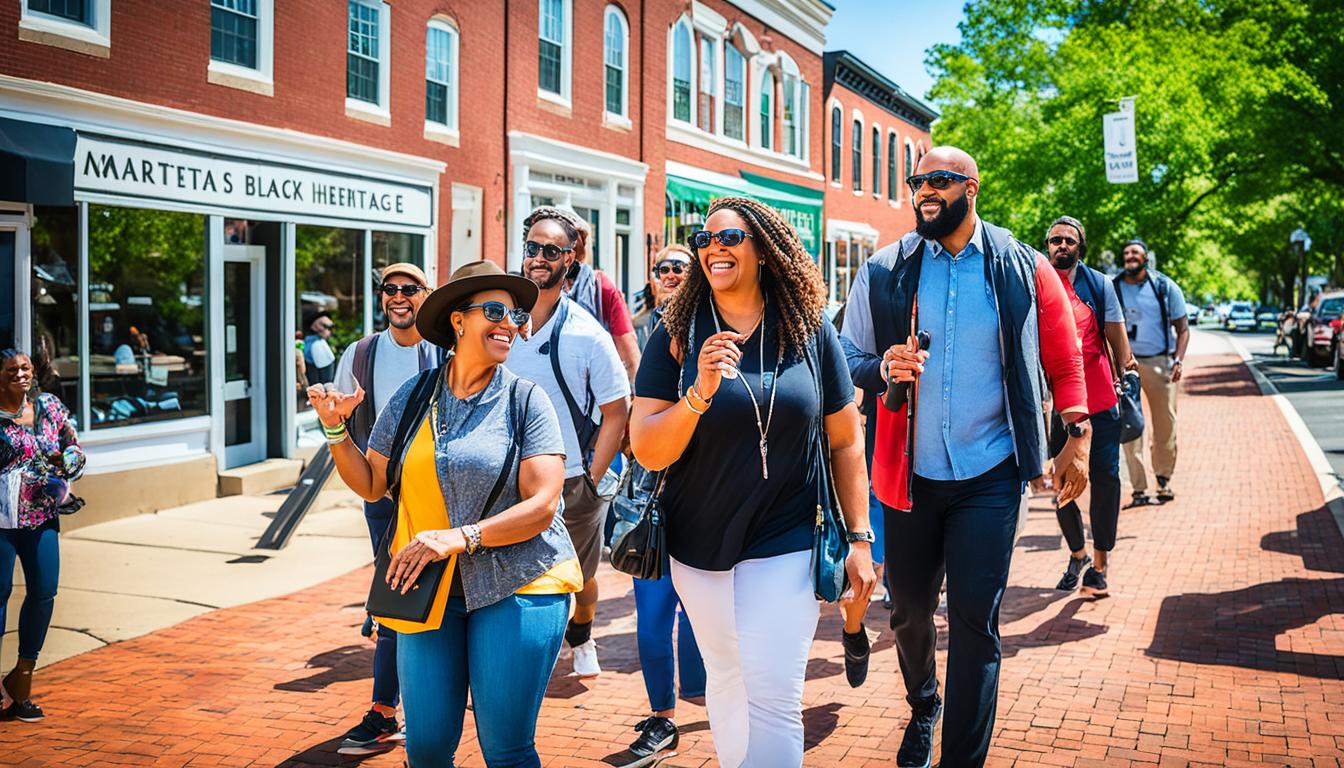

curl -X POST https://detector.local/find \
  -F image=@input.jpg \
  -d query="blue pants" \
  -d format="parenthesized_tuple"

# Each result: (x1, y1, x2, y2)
(887, 458, 1022, 768)
(632, 570, 706, 712)
(398, 593, 569, 768)
(365, 498, 399, 708)
(0, 518, 60, 661)
(1055, 406, 1122, 552)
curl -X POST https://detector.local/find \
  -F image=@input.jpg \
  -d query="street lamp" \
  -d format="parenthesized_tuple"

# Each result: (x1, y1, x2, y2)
(1290, 228, 1311, 308)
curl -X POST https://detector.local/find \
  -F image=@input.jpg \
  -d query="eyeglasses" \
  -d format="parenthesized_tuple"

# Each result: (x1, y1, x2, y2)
(523, 240, 574, 262)
(315, 322, 334, 332)
(906, 170, 975, 194)
(381, 283, 426, 298)
(1047, 236, 1079, 247)
(689, 228, 752, 251)
(459, 301, 530, 327)
(655, 263, 686, 276)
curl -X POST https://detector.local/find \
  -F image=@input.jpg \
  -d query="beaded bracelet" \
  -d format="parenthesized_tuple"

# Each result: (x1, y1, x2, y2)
(321, 421, 347, 437)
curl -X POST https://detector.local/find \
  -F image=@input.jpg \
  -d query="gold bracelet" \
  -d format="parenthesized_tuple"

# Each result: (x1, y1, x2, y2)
(684, 396, 708, 415)
(687, 384, 712, 409)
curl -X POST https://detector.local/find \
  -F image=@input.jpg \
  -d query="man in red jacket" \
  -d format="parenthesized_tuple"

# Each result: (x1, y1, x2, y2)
(840, 147, 1089, 767)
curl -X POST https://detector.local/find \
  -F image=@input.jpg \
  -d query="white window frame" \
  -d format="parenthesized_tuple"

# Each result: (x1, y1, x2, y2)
(757, 67, 775, 151)
(537, 0, 573, 108)
(904, 138, 916, 201)
(345, 0, 392, 125)
(777, 52, 807, 162)
(721, 42, 748, 145)
(851, 109, 864, 196)
(696, 33, 719, 135)
(668, 17, 696, 127)
(207, 0, 275, 97)
(603, 5, 631, 127)
(887, 129, 900, 206)
(828, 99, 842, 187)
(19, 0, 111, 57)
(872, 123, 882, 200)
(424, 17, 460, 144)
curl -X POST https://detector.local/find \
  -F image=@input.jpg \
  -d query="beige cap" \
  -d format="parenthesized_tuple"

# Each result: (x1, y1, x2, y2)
(380, 262, 430, 287)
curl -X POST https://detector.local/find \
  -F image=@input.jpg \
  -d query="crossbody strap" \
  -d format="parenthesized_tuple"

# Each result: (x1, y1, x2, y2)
(383, 367, 440, 496)
(549, 299, 597, 470)
(480, 379, 531, 520)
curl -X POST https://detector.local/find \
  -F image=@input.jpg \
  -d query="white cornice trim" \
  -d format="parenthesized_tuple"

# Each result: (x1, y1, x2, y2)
(667, 121, 823, 182)
(507, 130, 649, 183)
(733, 0, 833, 55)
(0, 74, 445, 183)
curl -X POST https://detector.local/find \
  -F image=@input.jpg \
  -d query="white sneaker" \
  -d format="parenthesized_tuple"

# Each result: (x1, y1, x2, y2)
(571, 638, 601, 678)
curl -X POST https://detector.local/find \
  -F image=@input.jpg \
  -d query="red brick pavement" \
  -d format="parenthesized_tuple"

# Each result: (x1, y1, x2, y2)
(3, 353, 1343, 767)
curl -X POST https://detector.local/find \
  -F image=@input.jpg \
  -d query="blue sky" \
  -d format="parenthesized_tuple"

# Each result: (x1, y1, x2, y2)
(824, 0, 966, 101)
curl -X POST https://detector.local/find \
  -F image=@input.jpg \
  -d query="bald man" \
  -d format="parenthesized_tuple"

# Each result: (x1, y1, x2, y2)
(840, 147, 1089, 767)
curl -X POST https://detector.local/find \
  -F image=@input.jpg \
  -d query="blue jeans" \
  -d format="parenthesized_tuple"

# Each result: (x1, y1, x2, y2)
(365, 498, 399, 708)
(398, 593, 569, 768)
(632, 570, 706, 712)
(0, 518, 60, 661)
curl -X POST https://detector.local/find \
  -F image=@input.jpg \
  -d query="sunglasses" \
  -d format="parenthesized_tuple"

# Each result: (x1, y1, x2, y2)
(689, 228, 752, 251)
(523, 240, 574, 262)
(316, 323, 334, 332)
(381, 283, 426, 298)
(655, 263, 686, 276)
(459, 301, 530, 327)
(906, 170, 975, 194)
(1047, 236, 1079, 247)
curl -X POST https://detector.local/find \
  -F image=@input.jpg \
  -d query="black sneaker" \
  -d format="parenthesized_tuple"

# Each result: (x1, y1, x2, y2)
(1055, 554, 1092, 591)
(1126, 490, 1154, 508)
(0, 699, 44, 723)
(843, 627, 871, 688)
(1155, 477, 1175, 503)
(336, 708, 401, 756)
(897, 694, 942, 768)
(615, 717, 678, 766)
(1081, 567, 1109, 597)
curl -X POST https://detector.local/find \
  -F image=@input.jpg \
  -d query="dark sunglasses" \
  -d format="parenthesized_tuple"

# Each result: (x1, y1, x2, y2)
(655, 263, 686, 276)
(523, 240, 574, 262)
(1047, 235, 1079, 247)
(459, 301, 530, 327)
(381, 283, 426, 298)
(906, 170, 974, 194)
(689, 228, 752, 251)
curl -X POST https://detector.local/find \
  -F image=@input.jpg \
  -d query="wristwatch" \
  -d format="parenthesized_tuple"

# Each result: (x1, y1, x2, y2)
(846, 529, 876, 544)
(1065, 419, 1091, 439)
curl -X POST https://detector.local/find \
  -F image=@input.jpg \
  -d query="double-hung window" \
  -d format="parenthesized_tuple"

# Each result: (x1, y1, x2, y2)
(211, 0, 258, 69)
(905, 142, 915, 197)
(759, 70, 774, 150)
(697, 36, 716, 134)
(830, 106, 842, 183)
(604, 6, 628, 119)
(671, 21, 693, 124)
(783, 75, 798, 157)
(29, 0, 89, 24)
(539, 0, 570, 101)
(723, 46, 746, 141)
(425, 21, 458, 131)
(346, 1, 382, 105)
(887, 133, 899, 202)
(852, 120, 863, 193)
(20, 0, 111, 54)
(873, 127, 882, 198)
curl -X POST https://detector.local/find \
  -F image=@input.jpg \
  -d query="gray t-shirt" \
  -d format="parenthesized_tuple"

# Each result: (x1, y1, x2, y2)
(1118, 275, 1187, 357)
(334, 331, 439, 418)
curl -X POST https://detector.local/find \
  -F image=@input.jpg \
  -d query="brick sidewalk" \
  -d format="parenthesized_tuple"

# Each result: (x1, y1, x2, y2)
(2, 353, 1343, 767)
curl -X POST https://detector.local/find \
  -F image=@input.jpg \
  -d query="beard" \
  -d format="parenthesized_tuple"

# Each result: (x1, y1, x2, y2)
(526, 261, 567, 290)
(1051, 250, 1080, 270)
(914, 192, 970, 240)
(387, 308, 417, 330)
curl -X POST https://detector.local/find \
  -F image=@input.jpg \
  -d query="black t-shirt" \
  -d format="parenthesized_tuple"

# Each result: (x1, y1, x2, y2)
(634, 299, 854, 571)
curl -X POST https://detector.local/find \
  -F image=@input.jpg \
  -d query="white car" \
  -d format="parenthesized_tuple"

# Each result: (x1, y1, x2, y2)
(1224, 302, 1256, 331)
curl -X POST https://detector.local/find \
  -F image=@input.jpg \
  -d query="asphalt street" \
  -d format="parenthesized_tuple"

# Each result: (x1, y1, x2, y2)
(1216, 327, 1344, 487)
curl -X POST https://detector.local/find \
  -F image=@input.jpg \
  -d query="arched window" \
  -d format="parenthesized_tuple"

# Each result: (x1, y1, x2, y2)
(759, 69, 774, 150)
(778, 54, 805, 159)
(851, 119, 863, 192)
(425, 18, 458, 131)
(603, 6, 628, 118)
(697, 34, 716, 133)
(904, 140, 915, 196)
(723, 44, 746, 140)
(872, 126, 881, 198)
(670, 19, 692, 123)
(887, 132, 898, 201)
(830, 105, 842, 183)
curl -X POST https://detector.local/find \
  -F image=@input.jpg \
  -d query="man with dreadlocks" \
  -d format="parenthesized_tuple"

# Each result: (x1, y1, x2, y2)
(840, 147, 1089, 768)
(630, 196, 877, 767)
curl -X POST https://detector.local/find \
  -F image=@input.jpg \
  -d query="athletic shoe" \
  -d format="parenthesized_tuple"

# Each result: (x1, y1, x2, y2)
(0, 699, 44, 723)
(614, 716, 679, 766)
(336, 708, 401, 756)
(843, 627, 871, 688)
(1126, 490, 1154, 508)
(882, 588, 892, 610)
(1155, 476, 1175, 503)
(1081, 567, 1109, 597)
(572, 638, 601, 678)
(1055, 554, 1092, 592)
(897, 694, 942, 767)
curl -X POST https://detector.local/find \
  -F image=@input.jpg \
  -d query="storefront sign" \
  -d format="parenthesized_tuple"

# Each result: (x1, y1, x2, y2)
(75, 135, 434, 227)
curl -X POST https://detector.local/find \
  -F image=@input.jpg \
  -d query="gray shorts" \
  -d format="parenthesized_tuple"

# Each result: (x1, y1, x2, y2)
(562, 475, 610, 582)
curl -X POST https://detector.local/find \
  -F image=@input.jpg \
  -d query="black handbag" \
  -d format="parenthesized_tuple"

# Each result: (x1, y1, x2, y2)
(803, 337, 850, 603)
(608, 469, 666, 580)
(366, 374, 526, 623)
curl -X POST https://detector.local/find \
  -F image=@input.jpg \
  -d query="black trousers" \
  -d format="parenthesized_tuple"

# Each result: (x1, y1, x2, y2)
(885, 457, 1022, 768)
(1053, 406, 1122, 552)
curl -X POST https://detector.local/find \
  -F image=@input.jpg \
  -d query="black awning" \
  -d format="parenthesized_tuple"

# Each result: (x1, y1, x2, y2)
(0, 117, 76, 206)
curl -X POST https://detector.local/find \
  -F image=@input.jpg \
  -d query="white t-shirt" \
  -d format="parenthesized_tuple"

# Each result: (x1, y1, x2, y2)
(334, 331, 439, 418)
(1118, 275, 1188, 358)
(505, 297, 630, 478)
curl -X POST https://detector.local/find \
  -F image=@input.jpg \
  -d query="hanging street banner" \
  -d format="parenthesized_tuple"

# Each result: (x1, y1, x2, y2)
(1103, 110, 1139, 184)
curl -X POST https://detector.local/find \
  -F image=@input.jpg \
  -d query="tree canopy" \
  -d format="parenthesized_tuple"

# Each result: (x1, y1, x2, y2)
(926, 0, 1343, 305)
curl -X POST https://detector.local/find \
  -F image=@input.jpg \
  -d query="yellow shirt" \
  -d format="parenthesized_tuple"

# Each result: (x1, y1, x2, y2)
(375, 417, 583, 635)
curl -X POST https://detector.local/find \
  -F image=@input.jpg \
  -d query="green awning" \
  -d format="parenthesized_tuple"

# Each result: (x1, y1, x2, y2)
(666, 171, 824, 258)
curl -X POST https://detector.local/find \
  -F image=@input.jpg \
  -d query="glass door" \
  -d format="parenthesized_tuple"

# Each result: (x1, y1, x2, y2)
(0, 228, 15, 349)
(222, 245, 266, 468)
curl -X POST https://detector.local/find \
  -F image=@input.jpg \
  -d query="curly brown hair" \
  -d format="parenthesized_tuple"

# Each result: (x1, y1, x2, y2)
(661, 196, 827, 361)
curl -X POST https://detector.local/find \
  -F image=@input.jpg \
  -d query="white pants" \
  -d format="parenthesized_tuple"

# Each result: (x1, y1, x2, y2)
(670, 550, 820, 768)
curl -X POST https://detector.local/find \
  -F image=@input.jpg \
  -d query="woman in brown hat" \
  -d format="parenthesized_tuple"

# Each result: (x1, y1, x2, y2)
(307, 261, 582, 767)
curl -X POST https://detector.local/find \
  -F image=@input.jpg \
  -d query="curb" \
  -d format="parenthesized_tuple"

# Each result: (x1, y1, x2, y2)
(1225, 333, 1344, 538)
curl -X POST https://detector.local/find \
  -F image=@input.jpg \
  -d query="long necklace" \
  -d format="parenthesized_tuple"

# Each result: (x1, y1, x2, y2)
(711, 295, 779, 480)
(0, 396, 26, 421)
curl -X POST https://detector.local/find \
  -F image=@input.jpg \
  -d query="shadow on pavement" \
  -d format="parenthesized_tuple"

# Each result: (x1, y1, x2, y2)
(274, 644, 373, 694)
(803, 702, 845, 750)
(1017, 534, 1064, 553)
(1002, 598, 1107, 659)
(1180, 363, 1259, 397)
(1261, 506, 1344, 574)
(277, 735, 387, 767)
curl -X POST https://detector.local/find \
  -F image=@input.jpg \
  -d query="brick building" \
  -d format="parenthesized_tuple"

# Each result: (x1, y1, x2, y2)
(0, 1, 930, 523)
(821, 50, 936, 306)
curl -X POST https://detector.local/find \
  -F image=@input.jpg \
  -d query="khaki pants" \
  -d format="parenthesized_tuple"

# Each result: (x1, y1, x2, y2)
(1123, 354, 1179, 492)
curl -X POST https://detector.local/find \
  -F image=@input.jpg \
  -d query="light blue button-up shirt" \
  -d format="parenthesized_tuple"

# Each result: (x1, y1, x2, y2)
(915, 218, 1015, 481)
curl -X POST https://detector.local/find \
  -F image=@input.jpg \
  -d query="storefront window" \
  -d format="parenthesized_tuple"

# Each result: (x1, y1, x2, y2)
(29, 207, 81, 417)
(372, 231, 424, 332)
(295, 225, 364, 393)
(86, 205, 208, 429)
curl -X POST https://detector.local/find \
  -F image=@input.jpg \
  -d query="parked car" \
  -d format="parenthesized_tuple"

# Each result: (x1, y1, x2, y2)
(1224, 302, 1256, 332)
(1256, 305, 1281, 330)
(1335, 326, 1344, 380)
(1302, 291, 1344, 368)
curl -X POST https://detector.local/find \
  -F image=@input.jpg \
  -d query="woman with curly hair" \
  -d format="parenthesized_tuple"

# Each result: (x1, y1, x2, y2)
(630, 197, 877, 767)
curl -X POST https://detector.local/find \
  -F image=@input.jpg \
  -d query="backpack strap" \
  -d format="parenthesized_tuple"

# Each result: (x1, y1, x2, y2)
(1151, 273, 1172, 355)
(548, 299, 598, 471)
(480, 379, 532, 520)
(383, 367, 441, 497)
(349, 334, 379, 449)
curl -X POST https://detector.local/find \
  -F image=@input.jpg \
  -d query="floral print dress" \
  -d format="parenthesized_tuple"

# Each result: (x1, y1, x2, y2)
(0, 393, 84, 530)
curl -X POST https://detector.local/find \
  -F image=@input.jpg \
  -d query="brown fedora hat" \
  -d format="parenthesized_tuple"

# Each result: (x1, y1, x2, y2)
(416, 261, 539, 349)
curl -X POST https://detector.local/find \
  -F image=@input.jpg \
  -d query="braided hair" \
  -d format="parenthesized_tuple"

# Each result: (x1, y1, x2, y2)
(661, 196, 827, 362)
(521, 206, 580, 247)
